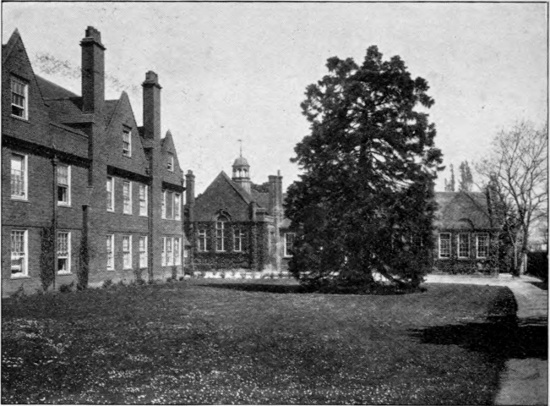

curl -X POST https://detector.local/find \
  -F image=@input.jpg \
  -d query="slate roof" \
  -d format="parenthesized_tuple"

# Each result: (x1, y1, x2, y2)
(35, 75, 78, 99)
(434, 191, 494, 229)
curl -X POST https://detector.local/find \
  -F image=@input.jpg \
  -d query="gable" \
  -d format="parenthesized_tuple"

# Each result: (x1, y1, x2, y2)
(161, 131, 184, 185)
(194, 172, 253, 222)
(435, 192, 493, 229)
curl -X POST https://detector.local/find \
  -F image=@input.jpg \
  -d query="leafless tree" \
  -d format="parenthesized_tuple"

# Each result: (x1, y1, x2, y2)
(476, 121, 548, 275)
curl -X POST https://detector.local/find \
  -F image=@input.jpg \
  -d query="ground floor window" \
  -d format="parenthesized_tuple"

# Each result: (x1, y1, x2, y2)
(163, 236, 182, 266)
(11, 230, 27, 277)
(284, 233, 296, 257)
(197, 229, 207, 252)
(57, 232, 71, 274)
(476, 234, 489, 258)
(122, 235, 132, 269)
(233, 226, 245, 252)
(139, 236, 148, 268)
(439, 233, 451, 259)
(457, 233, 470, 258)
(106, 235, 114, 270)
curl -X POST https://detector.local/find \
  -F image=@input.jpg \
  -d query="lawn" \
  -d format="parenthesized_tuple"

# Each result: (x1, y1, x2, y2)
(2, 279, 517, 404)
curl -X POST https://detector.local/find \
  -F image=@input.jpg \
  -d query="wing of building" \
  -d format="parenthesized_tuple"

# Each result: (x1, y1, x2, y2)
(184, 155, 295, 274)
(2, 27, 185, 296)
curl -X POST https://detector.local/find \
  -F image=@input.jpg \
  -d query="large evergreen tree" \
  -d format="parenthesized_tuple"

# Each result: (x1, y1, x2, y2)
(285, 46, 443, 292)
(458, 161, 474, 192)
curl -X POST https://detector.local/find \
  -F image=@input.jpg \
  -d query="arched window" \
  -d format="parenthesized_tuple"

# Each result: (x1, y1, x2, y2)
(216, 215, 228, 252)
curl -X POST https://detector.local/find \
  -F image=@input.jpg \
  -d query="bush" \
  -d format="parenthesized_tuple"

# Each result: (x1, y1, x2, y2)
(11, 286, 26, 300)
(102, 279, 113, 289)
(59, 282, 74, 293)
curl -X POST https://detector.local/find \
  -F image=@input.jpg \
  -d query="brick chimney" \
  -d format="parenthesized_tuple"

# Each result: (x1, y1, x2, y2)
(268, 170, 283, 216)
(185, 170, 195, 208)
(80, 26, 105, 114)
(142, 71, 162, 140)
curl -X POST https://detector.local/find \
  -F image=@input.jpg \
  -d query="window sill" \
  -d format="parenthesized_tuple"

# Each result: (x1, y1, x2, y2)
(438, 257, 451, 260)
(58, 203, 71, 208)
(123, 212, 133, 216)
(11, 115, 29, 123)
(57, 272, 72, 276)
(10, 274, 30, 279)
(107, 209, 115, 213)
(11, 197, 29, 202)
(107, 268, 115, 272)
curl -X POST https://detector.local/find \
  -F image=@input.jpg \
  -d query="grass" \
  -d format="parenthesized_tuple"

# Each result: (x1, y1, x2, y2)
(2, 279, 518, 404)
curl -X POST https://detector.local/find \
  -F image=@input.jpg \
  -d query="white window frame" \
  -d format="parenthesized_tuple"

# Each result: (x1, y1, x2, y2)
(476, 233, 489, 259)
(122, 235, 132, 269)
(106, 177, 115, 212)
(174, 237, 181, 266)
(139, 184, 148, 217)
(106, 234, 114, 270)
(123, 181, 132, 214)
(457, 233, 470, 259)
(162, 237, 167, 266)
(233, 226, 244, 252)
(166, 237, 173, 266)
(162, 191, 166, 219)
(439, 233, 451, 259)
(216, 220, 225, 252)
(198, 229, 207, 252)
(139, 236, 148, 268)
(57, 231, 71, 274)
(11, 77, 28, 120)
(174, 193, 181, 220)
(284, 232, 296, 257)
(57, 164, 71, 206)
(167, 154, 174, 171)
(10, 230, 28, 278)
(122, 129, 131, 157)
(11, 153, 28, 200)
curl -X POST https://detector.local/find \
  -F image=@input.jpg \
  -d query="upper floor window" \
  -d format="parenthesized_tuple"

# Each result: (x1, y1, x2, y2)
(11, 153, 27, 200)
(122, 129, 131, 157)
(458, 233, 470, 258)
(167, 153, 174, 171)
(216, 216, 228, 252)
(284, 233, 296, 257)
(57, 164, 71, 206)
(233, 226, 245, 252)
(106, 234, 114, 270)
(139, 184, 148, 216)
(11, 77, 28, 119)
(123, 181, 132, 214)
(174, 193, 181, 220)
(476, 234, 489, 259)
(439, 233, 451, 259)
(57, 232, 71, 274)
(198, 228, 207, 252)
(11, 230, 28, 277)
(106, 177, 114, 212)
(162, 190, 180, 220)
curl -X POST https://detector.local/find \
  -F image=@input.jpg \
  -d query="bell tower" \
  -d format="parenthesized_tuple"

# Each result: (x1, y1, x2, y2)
(232, 140, 251, 194)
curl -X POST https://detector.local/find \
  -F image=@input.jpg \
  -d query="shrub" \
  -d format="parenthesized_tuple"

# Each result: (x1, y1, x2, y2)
(179, 276, 185, 281)
(11, 286, 26, 300)
(102, 279, 113, 289)
(59, 282, 74, 293)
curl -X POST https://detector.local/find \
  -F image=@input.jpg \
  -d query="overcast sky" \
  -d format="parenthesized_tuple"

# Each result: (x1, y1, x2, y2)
(3, 3, 547, 194)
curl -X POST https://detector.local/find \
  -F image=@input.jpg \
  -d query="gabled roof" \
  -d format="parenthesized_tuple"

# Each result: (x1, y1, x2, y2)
(219, 171, 255, 205)
(251, 189, 269, 210)
(35, 75, 78, 99)
(434, 191, 493, 229)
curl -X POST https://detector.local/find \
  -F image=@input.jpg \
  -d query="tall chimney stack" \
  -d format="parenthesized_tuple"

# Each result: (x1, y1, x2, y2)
(142, 71, 162, 140)
(80, 26, 105, 114)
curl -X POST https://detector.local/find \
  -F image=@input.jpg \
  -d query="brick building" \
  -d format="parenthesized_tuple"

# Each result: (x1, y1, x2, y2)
(2, 27, 185, 296)
(185, 154, 294, 274)
(432, 191, 500, 274)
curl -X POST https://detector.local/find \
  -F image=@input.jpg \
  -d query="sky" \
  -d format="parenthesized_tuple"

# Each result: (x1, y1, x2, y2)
(3, 2, 548, 195)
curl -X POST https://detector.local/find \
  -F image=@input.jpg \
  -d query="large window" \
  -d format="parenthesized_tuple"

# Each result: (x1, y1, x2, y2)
(476, 234, 489, 259)
(139, 184, 148, 216)
(11, 153, 27, 200)
(122, 235, 132, 269)
(458, 233, 470, 258)
(162, 237, 181, 266)
(174, 237, 181, 266)
(174, 193, 181, 220)
(57, 232, 71, 274)
(439, 233, 451, 259)
(166, 238, 173, 266)
(216, 217, 227, 252)
(284, 233, 296, 257)
(11, 230, 27, 277)
(106, 235, 114, 270)
(11, 77, 28, 119)
(162, 191, 181, 220)
(57, 164, 71, 206)
(123, 181, 132, 214)
(106, 177, 114, 211)
(198, 228, 207, 252)
(139, 236, 148, 268)
(122, 129, 131, 157)
(233, 226, 245, 252)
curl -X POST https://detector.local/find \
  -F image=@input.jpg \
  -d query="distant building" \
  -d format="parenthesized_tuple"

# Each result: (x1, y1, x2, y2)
(432, 191, 500, 274)
(2, 27, 185, 296)
(185, 154, 294, 274)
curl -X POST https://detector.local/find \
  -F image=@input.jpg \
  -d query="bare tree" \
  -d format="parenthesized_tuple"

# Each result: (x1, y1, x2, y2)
(476, 121, 548, 275)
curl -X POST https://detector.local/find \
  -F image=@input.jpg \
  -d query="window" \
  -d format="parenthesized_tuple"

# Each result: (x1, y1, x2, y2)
(139, 236, 148, 268)
(122, 235, 132, 269)
(284, 233, 296, 257)
(162, 237, 167, 266)
(57, 232, 71, 274)
(11, 230, 27, 277)
(476, 234, 489, 259)
(167, 153, 174, 171)
(216, 217, 227, 252)
(162, 191, 166, 219)
(11, 77, 28, 119)
(174, 237, 181, 266)
(123, 181, 132, 214)
(166, 191, 173, 219)
(233, 226, 245, 252)
(166, 238, 173, 266)
(439, 233, 451, 259)
(57, 164, 71, 206)
(174, 193, 181, 220)
(139, 184, 148, 216)
(106, 235, 114, 270)
(106, 177, 114, 211)
(122, 129, 131, 157)
(198, 229, 207, 252)
(458, 233, 470, 258)
(11, 154, 27, 200)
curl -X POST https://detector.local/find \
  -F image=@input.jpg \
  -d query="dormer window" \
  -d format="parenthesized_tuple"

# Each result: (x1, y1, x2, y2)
(11, 77, 28, 120)
(167, 153, 174, 171)
(122, 129, 131, 157)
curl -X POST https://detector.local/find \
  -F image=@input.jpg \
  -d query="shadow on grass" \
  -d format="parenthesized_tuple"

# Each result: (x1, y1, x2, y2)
(196, 281, 304, 294)
(409, 316, 548, 360)
(530, 281, 548, 291)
